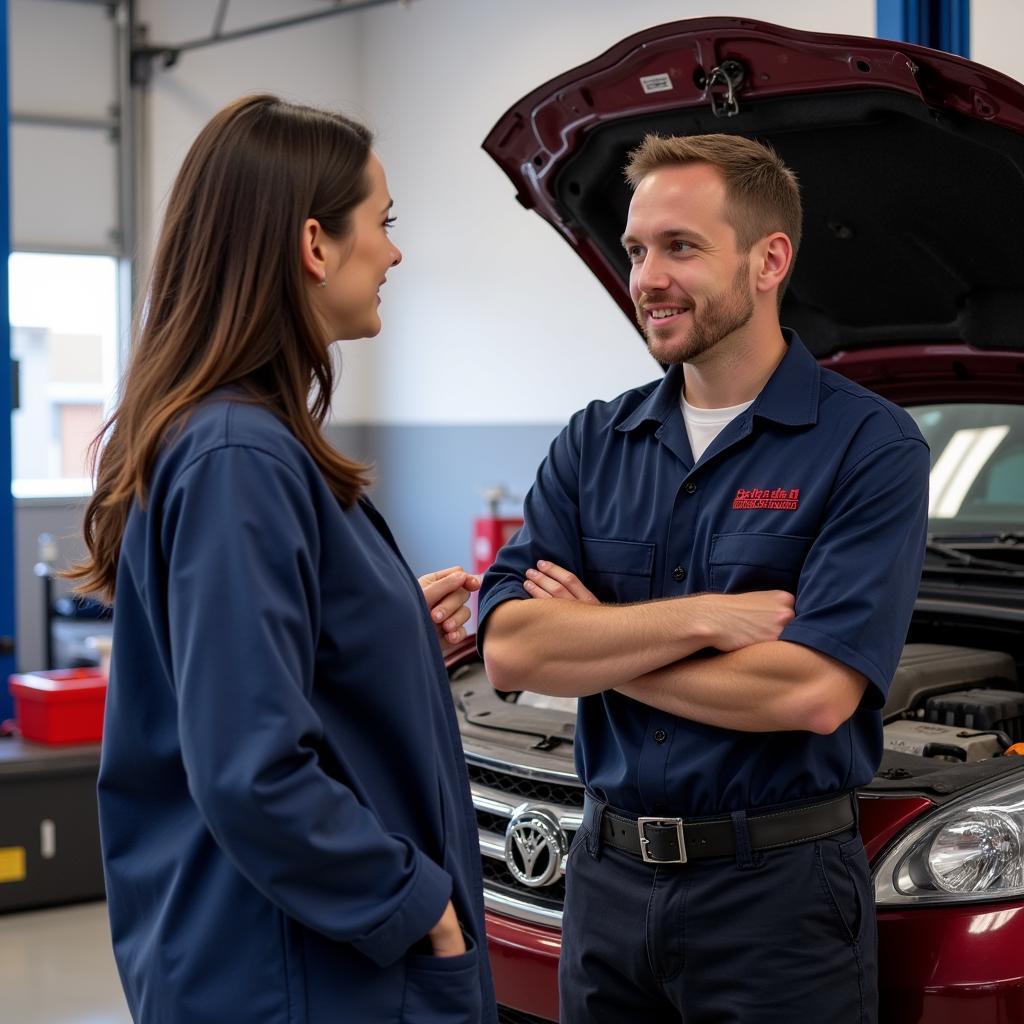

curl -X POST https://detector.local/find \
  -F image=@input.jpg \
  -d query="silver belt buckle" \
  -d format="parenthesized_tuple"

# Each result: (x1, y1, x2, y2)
(637, 816, 687, 864)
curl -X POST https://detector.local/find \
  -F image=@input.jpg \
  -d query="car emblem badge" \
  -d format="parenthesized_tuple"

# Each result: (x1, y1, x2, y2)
(504, 805, 568, 888)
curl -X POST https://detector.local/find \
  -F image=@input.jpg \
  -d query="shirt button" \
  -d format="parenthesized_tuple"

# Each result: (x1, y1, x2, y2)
(684, 481, 698, 494)
(653, 729, 668, 744)
(672, 566, 687, 582)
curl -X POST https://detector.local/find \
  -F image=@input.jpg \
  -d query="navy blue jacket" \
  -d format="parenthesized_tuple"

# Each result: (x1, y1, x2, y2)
(99, 395, 495, 1023)
(480, 333, 929, 817)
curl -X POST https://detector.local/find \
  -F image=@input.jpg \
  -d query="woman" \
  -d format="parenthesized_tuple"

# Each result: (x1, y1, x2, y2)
(70, 95, 495, 1023)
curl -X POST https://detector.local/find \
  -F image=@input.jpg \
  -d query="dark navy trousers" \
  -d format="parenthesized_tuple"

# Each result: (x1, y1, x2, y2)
(558, 800, 878, 1024)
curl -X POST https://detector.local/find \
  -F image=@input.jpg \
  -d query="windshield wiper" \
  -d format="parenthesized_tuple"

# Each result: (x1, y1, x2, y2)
(925, 538, 1024, 571)
(925, 540, 977, 566)
(931, 531, 1024, 545)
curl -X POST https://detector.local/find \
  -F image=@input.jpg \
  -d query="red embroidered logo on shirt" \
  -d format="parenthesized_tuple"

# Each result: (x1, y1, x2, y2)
(732, 487, 800, 511)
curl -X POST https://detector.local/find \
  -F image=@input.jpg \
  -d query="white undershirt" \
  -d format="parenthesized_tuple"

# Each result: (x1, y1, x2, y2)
(681, 395, 755, 461)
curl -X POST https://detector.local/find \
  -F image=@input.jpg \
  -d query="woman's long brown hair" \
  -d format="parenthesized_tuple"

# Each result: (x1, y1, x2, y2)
(68, 95, 373, 601)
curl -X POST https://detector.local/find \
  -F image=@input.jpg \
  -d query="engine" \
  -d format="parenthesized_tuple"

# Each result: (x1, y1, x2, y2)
(882, 645, 1023, 763)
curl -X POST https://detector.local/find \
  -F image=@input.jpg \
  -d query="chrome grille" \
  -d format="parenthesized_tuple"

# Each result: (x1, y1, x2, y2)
(468, 763, 584, 808)
(467, 754, 582, 927)
(476, 809, 512, 835)
(482, 856, 567, 908)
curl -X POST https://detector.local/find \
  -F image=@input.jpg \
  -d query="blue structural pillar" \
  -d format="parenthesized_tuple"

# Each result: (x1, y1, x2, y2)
(877, 0, 971, 58)
(0, 0, 14, 718)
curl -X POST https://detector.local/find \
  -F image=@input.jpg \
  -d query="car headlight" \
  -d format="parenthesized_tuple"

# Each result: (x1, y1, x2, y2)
(873, 773, 1024, 906)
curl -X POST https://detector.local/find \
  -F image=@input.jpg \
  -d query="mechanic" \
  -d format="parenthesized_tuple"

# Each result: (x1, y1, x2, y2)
(72, 96, 494, 1023)
(478, 134, 929, 1023)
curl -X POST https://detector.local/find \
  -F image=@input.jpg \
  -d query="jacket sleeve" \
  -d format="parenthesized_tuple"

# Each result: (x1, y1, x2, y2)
(161, 444, 451, 967)
(477, 414, 584, 649)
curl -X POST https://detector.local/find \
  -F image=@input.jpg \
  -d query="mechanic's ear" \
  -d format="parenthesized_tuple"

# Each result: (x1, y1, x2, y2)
(755, 232, 793, 298)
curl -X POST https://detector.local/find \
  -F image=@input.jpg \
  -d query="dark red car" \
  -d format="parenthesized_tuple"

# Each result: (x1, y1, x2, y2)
(444, 16, 1024, 1024)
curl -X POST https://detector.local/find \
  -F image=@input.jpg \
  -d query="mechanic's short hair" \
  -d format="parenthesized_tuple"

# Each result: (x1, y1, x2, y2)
(624, 134, 802, 299)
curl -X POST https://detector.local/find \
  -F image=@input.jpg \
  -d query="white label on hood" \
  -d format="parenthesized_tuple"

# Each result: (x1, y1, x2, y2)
(640, 73, 673, 94)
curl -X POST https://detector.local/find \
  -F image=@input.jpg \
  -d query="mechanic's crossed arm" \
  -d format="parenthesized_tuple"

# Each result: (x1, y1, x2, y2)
(483, 560, 867, 736)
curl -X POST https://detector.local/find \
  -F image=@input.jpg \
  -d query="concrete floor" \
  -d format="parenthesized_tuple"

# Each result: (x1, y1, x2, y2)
(0, 901, 131, 1023)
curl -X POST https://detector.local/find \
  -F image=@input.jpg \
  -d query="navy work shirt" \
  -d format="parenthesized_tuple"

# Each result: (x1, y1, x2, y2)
(479, 332, 929, 818)
(99, 394, 496, 1024)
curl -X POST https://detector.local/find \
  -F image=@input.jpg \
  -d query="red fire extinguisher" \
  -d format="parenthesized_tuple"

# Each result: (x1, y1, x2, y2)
(472, 485, 523, 576)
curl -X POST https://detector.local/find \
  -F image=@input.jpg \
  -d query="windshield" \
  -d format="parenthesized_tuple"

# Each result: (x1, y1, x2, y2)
(909, 403, 1024, 536)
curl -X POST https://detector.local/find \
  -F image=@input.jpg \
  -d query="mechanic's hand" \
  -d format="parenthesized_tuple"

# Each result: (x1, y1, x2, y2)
(524, 560, 600, 604)
(427, 899, 467, 957)
(419, 566, 480, 653)
(704, 590, 796, 651)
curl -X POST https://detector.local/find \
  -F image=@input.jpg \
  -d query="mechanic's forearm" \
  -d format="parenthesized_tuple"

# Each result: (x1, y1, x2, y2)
(616, 640, 867, 734)
(483, 596, 719, 697)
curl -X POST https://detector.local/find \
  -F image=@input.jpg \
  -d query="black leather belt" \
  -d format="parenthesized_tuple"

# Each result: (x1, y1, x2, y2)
(594, 792, 856, 865)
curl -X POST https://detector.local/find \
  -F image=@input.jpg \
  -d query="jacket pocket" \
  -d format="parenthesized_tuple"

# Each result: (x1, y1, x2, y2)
(708, 532, 812, 594)
(402, 932, 482, 1023)
(581, 537, 655, 603)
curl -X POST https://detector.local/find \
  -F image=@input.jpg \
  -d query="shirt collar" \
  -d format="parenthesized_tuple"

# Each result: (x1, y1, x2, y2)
(749, 329, 820, 427)
(614, 363, 685, 433)
(615, 328, 819, 434)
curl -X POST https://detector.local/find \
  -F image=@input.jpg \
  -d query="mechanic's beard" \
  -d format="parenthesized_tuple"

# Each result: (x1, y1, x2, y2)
(640, 260, 754, 364)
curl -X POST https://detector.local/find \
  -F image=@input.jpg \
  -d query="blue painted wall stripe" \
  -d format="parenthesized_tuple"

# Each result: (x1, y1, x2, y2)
(325, 422, 564, 580)
(877, 0, 970, 58)
(0, 0, 15, 715)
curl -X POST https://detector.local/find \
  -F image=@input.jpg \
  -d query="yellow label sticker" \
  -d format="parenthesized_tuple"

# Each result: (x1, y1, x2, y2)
(0, 847, 27, 884)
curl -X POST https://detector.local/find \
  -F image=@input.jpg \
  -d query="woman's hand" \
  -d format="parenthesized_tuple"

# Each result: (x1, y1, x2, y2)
(418, 566, 481, 653)
(427, 899, 467, 957)
(523, 560, 600, 604)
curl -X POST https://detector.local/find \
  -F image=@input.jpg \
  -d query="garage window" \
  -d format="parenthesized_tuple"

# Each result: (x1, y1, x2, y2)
(10, 251, 120, 498)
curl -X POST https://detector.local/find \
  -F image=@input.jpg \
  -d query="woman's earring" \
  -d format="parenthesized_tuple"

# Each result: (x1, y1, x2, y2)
(318, 276, 327, 289)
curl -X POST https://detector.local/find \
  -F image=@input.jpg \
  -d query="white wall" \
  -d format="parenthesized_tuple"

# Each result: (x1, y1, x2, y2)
(136, 0, 376, 418)
(137, 0, 874, 426)
(972, 0, 1024, 83)
(355, 0, 875, 424)
(139, 0, 368, 235)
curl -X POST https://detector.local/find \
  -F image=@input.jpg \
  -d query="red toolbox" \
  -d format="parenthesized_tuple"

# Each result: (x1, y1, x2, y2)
(8, 668, 107, 744)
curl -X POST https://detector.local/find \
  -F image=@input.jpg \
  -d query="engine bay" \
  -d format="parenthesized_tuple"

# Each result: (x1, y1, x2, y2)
(454, 641, 1024, 772)
(882, 644, 1022, 762)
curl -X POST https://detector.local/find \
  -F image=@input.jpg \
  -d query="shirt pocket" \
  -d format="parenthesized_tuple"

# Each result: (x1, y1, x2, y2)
(708, 532, 813, 594)
(581, 537, 655, 603)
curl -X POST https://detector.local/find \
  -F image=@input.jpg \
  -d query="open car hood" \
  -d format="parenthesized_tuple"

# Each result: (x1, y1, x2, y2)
(483, 17, 1024, 363)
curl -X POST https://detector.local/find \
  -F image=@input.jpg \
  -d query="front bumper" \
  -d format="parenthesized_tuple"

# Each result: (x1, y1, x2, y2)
(486, 903, 1024, 1023)
(486, 911, 560, 1022)
(876, 902, 1024, 1023)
